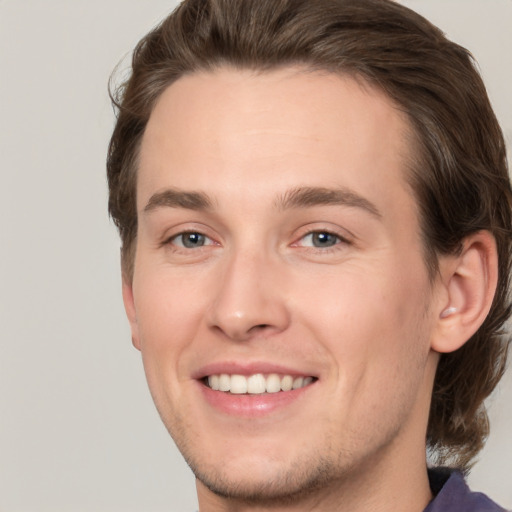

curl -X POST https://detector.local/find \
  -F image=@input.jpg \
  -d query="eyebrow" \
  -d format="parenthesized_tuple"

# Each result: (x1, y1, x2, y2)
(142, 185, 381, 218)
(275, 186, 382, 217)
(143, 188, 213, 213)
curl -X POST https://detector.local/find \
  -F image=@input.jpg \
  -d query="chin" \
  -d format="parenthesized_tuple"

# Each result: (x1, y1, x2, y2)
(175, 425, 365, 507)
(191, 453, 344, 505)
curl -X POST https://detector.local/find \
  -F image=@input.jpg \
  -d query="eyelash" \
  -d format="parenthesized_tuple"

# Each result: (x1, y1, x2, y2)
(165, 231, 216, 249)
(290, 229, 352, 256)
(164, 229, 350, 253)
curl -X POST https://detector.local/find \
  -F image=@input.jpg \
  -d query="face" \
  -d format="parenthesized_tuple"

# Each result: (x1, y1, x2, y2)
(125, 68, 442, 505)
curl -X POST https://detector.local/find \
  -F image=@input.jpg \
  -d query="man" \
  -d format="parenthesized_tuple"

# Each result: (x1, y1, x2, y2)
(107, 0, 512, 510)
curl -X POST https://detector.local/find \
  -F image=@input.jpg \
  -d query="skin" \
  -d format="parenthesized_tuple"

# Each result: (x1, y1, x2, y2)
(123, 68, 496, 511)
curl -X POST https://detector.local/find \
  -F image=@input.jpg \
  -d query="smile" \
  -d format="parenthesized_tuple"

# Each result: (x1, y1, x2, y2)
(206, 373, 315, 394)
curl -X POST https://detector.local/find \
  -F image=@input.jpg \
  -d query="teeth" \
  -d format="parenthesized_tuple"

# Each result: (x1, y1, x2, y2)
(219, 374, 230, 392)
(206, 373, 315, 394)
(209, 374, 220, 391)
(292, 377, 304, 389)
(247, 373, 266, 394)
(230, 374, 248, 394)
(281, 375, 293, 391)
(303, 376, 313, 386)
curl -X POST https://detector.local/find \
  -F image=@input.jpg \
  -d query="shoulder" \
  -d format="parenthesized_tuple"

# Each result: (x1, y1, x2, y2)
(425, 468, 507, 512)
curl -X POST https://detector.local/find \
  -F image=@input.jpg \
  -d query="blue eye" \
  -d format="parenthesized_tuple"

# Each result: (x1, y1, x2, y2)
(172, 232, 209, 248)
(301, 231, 341, 248)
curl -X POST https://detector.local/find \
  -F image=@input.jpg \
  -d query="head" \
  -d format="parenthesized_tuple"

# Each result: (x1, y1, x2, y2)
(108, 0, 512, 494)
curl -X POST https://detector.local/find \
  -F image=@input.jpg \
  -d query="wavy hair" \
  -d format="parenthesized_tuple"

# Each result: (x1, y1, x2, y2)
(107, 0, 512, 470)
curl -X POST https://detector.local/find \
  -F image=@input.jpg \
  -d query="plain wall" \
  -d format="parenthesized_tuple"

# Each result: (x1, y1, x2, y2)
(0, 1, 510, 510)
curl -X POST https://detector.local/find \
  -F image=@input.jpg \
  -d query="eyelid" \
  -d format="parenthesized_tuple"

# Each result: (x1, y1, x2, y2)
(160, 223, 220, 248)
(291, 225, 353, 248)
(299, 232, 342, 247)
(170, 231, 215, 248)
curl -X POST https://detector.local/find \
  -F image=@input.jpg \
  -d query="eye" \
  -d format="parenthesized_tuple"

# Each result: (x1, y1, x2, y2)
(299, 231, 343, 248)
(170, 232, 213, 249)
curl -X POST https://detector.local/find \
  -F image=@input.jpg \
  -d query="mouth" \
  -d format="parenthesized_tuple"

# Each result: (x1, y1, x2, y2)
(203, 373, 316, 395)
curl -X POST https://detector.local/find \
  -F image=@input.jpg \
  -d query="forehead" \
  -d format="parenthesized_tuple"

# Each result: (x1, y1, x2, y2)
(138, 67, 416, 217)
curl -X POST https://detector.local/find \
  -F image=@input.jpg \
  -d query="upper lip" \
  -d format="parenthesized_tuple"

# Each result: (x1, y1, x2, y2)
(192, 361, 318, 380)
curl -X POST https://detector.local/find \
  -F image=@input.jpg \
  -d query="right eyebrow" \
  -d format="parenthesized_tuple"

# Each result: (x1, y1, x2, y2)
(142, 188, 213, 213)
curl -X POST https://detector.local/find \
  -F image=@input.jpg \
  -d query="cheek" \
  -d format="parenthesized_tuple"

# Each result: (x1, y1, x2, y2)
(131, 272, 208, 425)
(297, 264, 433, 434)
(132, 269, 208, 376)
(295, 259, 432, 375)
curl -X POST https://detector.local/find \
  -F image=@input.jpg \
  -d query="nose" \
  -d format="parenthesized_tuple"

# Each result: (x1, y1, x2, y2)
(206, 249, 290, 341)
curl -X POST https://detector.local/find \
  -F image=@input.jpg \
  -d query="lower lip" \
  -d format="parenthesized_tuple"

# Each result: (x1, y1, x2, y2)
(199, 381, 312, 417)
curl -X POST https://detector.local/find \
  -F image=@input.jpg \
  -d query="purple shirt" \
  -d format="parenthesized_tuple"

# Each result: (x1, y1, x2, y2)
(424, 469, 507, 512)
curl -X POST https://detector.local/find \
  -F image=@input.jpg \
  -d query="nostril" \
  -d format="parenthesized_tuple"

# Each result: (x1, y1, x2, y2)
(245, 324, 272, 336)
(253, 324, 270, 331)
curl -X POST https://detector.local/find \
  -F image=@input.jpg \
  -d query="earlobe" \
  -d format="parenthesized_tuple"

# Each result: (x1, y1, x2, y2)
(122, 277, 141, 351)
(431, 231, 498, 354)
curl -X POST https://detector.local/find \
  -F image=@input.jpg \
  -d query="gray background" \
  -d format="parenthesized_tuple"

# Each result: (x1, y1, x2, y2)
(0, 1, 510, 510)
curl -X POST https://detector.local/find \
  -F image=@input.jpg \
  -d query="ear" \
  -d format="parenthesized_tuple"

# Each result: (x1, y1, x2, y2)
(122, 276, 141, 351)
(431, 231, 498, 354)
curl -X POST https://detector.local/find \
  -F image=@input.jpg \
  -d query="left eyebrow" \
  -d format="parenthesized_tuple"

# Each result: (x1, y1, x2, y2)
(275, 186, 382, 218)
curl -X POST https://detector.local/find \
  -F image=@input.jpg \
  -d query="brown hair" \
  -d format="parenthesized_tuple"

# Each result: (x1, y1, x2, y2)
(107, 0, 512, 471)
